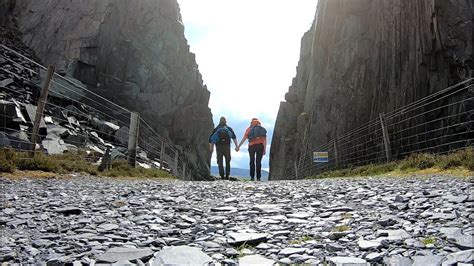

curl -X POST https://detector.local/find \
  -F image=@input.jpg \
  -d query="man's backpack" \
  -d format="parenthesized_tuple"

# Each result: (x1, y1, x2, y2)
(248, 125, 266, 140)
(211, 126, 232, 144)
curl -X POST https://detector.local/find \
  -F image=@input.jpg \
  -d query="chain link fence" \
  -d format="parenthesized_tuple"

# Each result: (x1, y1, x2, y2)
(283, 78, 473, 179)
(0, 44, 191, 179)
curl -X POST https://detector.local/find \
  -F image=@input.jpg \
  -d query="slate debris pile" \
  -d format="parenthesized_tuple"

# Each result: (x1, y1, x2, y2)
(0, 26, 41, 62)
(0, 40, 169, 170)
(0, 175, 472, 265)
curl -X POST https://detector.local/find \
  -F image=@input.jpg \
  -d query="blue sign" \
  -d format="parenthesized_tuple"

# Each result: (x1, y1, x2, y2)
(313, 152, 329, 163)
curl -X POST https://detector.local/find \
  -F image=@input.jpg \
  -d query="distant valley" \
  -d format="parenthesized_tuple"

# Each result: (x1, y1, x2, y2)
(211, 166, 269, 181)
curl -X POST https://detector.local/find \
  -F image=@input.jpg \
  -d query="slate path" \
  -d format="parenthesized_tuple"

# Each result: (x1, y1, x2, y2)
(0, 175, 472, 265)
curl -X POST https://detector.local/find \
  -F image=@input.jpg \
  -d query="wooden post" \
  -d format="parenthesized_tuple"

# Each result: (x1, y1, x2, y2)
(182, 162, 186, 180)
(294, 161, 298, 180)
(159, 140, 165, 170)
(173, 151, 179, 176)
(379, 113, 392, 162)
(333, 138, 339, 169)
(30, 65, 55, 156)
(127, 112, 139, 167)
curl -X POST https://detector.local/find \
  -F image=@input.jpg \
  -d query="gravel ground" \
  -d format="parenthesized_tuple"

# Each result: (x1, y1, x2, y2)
(0, 174, 473, 265)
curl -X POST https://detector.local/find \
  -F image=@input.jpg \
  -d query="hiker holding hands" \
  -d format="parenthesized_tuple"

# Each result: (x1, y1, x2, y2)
(209, 117, 238, 180)
(236, 118, 267, 181)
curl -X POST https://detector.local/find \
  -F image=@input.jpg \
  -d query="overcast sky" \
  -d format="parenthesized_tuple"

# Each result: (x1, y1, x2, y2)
(177, 0, 317, 172)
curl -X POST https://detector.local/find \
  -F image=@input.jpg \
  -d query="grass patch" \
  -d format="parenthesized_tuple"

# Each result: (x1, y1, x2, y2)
(308, 148, 474, 179)
(313, 163, 397, 179)
(0, 149, 173, 179)
(399, 153, 436, 171)
(237, 242, 255, 258)
(290, 234, 314, 245)
(341, 213, 353, 219)
(437, 148, 474, 170)
(102, 160, 173, 178)
(332, 225, 351, 232)
(420, 236, 437, 246)
(0, 149, 16, 173)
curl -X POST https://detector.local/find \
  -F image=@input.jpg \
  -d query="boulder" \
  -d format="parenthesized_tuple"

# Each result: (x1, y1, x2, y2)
(227, 232, 268, 246)
(97, 247, 153, 263)
(328, 256, 368, 266)
(0, 100, 23, 130)
(7, 130, 31, 151)
(114, 126, 129, 146)
(0, 132, 11, 147)
(239, 254, 275, 266)
(152, 246, 212, 266)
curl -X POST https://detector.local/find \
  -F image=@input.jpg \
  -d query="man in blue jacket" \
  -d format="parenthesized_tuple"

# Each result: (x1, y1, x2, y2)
(209, 117, 238, 180)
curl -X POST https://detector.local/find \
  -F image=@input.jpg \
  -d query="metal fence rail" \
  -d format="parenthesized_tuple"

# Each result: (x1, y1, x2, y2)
(284, 78, 473, 179)
(0, 44, 191, 179)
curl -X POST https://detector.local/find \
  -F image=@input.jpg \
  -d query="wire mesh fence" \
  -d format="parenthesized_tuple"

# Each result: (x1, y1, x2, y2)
(283, 78, 473, 179)
(0, 44, 190, 179)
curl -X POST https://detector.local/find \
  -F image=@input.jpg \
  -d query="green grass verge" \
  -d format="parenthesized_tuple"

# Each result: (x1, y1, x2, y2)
(332, 225, 351, 232)
(309, 148, 474, 179)
(420, 236, 437, 246)
(0, 149, 173, 179)
(290, 234, 314, 245)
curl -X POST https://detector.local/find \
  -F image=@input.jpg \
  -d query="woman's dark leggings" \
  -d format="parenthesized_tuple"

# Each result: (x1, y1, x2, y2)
(248, 143, 264, 180)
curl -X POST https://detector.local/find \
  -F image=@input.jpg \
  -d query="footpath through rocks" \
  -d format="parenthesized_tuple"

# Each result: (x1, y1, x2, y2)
(0, 175, 472, 265)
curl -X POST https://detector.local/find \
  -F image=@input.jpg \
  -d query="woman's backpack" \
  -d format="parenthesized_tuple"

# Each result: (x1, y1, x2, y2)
(248, 125, 266, 140)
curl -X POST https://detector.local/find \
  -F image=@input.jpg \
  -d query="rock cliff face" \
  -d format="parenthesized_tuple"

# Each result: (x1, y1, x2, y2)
(3, 0, 214, 179)
(270, 0, 473, 180)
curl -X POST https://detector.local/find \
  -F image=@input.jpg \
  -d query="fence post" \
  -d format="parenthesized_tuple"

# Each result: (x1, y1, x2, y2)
(30, 65, 55, 156)
(173, 151, 179, 176)
(159, 140, 165, 170)
(333, 138, 339, 169)
(379, 113, 392, 162)
(127, 112, 140, 167)
(294, 161, 298, 180)
(182, 162, 186, 180)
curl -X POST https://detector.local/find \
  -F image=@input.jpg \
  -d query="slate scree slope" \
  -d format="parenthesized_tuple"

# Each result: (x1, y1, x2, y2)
(270, 0, 473, 180)
(1, 0, 214, 179)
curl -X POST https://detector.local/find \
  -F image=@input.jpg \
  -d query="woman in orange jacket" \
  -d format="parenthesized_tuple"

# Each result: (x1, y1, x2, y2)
(236, 118, 267, 181)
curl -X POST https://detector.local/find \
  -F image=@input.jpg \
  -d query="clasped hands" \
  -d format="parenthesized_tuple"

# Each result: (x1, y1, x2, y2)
(235, 146, 266, 155)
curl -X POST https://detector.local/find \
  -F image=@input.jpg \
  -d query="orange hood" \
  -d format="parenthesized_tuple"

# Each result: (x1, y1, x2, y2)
(251, 118, 261, 127)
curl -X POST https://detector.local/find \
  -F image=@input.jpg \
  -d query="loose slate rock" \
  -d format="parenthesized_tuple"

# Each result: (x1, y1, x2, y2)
(358, 238, 381, 250)
(227, 232, 268, 246)
(445, 250, 474, 264)
(253, 204, 282, 213)
(239, 254, 275, 266)
(97, 247, 153, 263)
(3, 208, 15, 215)
(328, 256, 367, 266)
(1, 175, 472, 263)
(453, 235, 474, 250)
(278, 247, 306, 256)
(378, 215, 398, 227)
(98, 223, 119, 231)
(211, 206, 237, 212)
(152, 246, 212, 265)
(55, 207, 82, 215)
(383, 255, 413, 265)
(412, 255, 444, 266)
(365, 252, 384, 262)
(326, 206, 354, 212)
(377, 229, 410, 241)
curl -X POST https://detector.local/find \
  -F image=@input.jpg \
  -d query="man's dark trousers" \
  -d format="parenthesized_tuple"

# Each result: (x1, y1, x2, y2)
(216, 144, 231, 179)
(249, 143, 264, 181)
